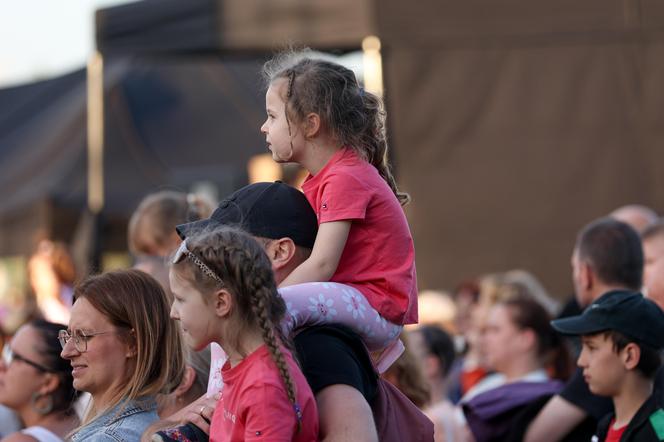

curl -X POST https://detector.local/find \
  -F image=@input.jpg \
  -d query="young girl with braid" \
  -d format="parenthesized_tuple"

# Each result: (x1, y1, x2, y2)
(168, 227, 318, 441)
(261, 51, 418, 371)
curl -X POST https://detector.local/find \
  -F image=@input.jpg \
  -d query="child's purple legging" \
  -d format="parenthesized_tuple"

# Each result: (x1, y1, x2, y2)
(279, 282, 404, 372)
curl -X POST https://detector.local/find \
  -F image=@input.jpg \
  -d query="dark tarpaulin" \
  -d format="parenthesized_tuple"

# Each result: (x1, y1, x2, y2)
(0, 56, 267, 254)
(378, 0, 664, 296)
(95, 0, 375, 53)
(96, 0, 222, 55)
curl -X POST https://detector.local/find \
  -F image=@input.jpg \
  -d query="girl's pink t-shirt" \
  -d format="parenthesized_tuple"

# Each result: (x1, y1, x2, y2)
(209, 345, 318, 442)
(301, 147, 418, 325)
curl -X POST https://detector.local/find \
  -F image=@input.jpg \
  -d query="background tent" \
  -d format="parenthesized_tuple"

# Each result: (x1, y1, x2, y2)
(0, 55, 267, 256)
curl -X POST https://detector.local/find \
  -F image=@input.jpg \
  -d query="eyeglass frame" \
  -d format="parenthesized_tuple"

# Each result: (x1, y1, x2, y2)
(58, 329, 116, 353)
(2, 344, 54, 372)
(172, 239, 224, 284)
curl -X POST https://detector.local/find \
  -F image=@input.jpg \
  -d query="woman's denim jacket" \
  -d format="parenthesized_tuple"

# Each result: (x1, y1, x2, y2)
(70, 397, 158, 441)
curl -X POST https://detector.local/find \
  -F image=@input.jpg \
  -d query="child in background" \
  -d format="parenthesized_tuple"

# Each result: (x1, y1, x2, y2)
(551, 291, 664, 442)
(260, 51, 418, 371)
(168, 227, 318, 441)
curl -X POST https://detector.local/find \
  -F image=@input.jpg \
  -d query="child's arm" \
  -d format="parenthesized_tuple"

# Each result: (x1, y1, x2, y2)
(279, 220, 351, 287)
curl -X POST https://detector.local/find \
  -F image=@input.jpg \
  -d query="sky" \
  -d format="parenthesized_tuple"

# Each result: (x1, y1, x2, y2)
(0, 0, 133, 87)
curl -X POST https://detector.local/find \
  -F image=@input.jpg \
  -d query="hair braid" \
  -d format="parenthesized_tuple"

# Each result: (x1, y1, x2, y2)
(249, 287, 302, 431)
(177, 227, 302, 431)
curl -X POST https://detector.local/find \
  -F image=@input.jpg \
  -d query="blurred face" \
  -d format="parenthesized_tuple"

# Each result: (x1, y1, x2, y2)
(0, 325, 52, 413)
(169, 270, 219, 351)
(577, 334, 625, 396)
(643, 236, 664, 309)
(260, 79, 304, 163)
(60, 297, 132, 408)
(481, 305, 527, 373)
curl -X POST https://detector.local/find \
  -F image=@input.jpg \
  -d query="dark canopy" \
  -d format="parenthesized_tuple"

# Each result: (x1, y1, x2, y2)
(0, 55, 267, 254)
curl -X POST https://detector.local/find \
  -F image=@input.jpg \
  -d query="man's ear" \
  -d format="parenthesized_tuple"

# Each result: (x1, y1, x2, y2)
(213, 288, 233, 318)
(518, 328, 537, 353)
(266, 238, 297, 271)
(622, 342, 641, 370)
(174, 366, 197, 397)
(581, 261, 594, 292)
(304, 112, 321, 139)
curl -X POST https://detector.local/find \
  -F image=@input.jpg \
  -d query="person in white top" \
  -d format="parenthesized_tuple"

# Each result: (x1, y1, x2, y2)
(0, 320, 79, 442)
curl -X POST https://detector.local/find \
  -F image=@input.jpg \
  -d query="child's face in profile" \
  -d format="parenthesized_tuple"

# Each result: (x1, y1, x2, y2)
(261, 79, 303, 163)
(578, 333, 626, 396)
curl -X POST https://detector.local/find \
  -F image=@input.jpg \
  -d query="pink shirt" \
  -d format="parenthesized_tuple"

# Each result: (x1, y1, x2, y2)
(210, 345, 318, 442)
(302, 147, 418, 324)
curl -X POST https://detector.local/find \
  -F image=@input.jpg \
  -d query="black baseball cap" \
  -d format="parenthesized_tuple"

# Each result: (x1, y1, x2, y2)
(551, 290, 664, 349)
(176, 181, 318, 249)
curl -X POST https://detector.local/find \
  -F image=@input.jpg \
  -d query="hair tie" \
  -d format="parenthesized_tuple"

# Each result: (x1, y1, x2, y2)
(293, 402, 302, 422)
(287, 70, 296, 99)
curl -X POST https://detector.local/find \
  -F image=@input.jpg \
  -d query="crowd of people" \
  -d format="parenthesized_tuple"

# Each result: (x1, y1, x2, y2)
(0, 50, 663, 442)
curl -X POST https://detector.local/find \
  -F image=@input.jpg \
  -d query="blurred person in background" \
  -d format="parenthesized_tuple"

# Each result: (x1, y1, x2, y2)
(0, 320, 79, 441)
(460, 298, 571, 442)
(382, 331, 431, 409)
(641, 220, 664, 309)
(28, 240, 76, 325)
(156, 346, 210, 419)
(410, 324, 468, 442)
(128, 190, 213, 300)
(610, 204, 658, 235)
(60, 270, 184, 440)
(465, 298, 571, 401)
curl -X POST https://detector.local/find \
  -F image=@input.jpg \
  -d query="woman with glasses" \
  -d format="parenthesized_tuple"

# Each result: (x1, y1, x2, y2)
(59, 269, 184, 441)
(0, 319, 79, 441)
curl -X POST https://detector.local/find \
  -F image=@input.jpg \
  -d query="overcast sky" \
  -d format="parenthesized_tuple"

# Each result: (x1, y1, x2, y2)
(0, 0, 133, 87)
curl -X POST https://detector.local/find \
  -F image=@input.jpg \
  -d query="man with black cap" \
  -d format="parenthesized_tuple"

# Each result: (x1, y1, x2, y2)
(551, 291, 664, 441)
(145, 182, 377, 441)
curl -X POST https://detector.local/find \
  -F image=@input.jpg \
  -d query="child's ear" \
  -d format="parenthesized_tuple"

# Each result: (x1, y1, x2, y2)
(304, 112, 321, 138)
(622, 342, 641, 370)
(213, 289, 233, 318)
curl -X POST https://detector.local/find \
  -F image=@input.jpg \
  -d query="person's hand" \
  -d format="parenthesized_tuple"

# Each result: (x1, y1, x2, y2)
(179, 393, 220, 434)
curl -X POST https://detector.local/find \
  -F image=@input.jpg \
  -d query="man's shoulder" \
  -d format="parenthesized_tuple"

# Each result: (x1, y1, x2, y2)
(293, 325, 377, 401)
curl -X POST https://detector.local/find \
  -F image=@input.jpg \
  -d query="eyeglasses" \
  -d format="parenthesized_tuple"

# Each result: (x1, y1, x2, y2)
(2, 345, 53, 372)
(58, 329, 115, 353)
(173, 240, 223, 284)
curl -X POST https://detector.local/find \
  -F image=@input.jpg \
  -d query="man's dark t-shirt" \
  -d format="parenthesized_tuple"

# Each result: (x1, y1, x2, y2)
(293, 325, 378, 402)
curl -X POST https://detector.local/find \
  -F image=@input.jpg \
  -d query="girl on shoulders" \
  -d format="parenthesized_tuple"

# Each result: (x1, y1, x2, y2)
(260, 51, 418, 371)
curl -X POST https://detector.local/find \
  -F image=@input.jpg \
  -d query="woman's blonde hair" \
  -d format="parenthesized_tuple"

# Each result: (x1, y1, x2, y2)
(128, 190, 213, 256)
(73, 269, 185, 427)
(172, 226, 303, 430)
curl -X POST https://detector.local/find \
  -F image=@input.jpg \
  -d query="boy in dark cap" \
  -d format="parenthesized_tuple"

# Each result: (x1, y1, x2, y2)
(551, 291, 664, 441)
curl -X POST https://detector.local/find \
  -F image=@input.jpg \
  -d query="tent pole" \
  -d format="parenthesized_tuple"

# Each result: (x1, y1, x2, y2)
(87, 51, 104, 214)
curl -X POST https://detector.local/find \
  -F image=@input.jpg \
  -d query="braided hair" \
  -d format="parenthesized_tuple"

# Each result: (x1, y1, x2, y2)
(263, 50, 410, 206)
(173, 227, 302, 430)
